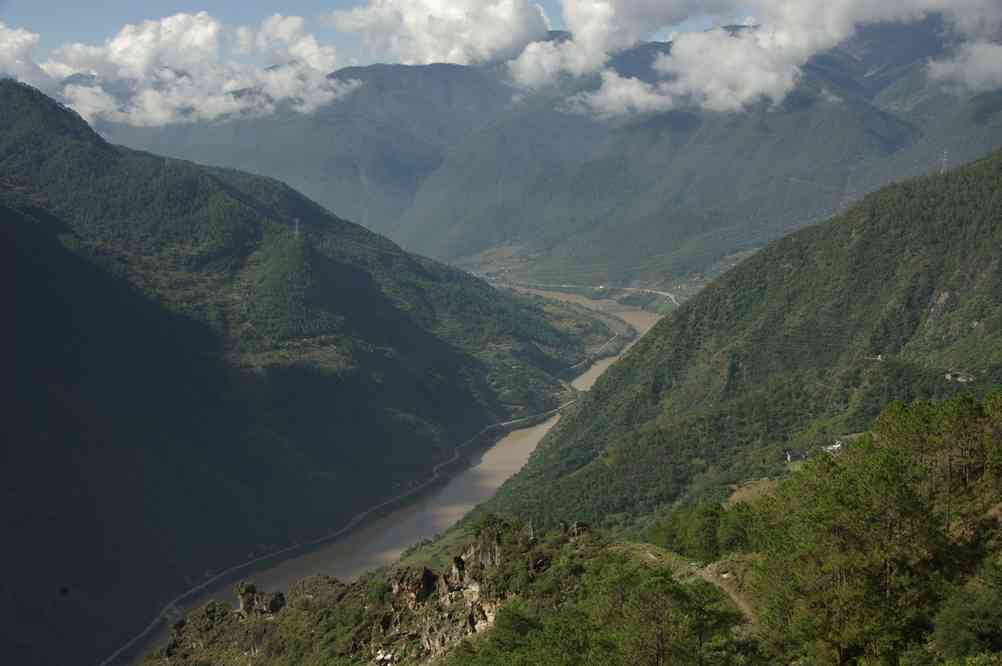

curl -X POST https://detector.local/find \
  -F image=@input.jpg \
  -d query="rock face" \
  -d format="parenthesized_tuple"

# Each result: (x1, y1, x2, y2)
(145, 517, 568, 665)
(375, 524, 514, 663)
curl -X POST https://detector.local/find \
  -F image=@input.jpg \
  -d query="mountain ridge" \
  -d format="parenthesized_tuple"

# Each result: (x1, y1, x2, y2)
(100, 19, 1002, 288)
(0, 79, 614, 666)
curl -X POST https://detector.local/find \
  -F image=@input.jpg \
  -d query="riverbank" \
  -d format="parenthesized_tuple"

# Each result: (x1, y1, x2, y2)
(107, 291, 661, 665)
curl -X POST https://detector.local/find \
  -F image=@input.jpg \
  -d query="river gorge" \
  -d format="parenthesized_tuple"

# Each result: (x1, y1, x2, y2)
(113, 290, 662, 665)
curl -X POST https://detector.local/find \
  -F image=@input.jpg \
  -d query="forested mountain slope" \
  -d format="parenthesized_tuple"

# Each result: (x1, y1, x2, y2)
(103, 20, 1002, 287)
(145, 394, 1002, 665)
(0, 80, 609, 665)
(487, 147, 1002, 529)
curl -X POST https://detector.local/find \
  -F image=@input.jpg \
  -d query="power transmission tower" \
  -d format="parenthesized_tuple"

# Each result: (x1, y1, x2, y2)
(940, 149, 950, 175)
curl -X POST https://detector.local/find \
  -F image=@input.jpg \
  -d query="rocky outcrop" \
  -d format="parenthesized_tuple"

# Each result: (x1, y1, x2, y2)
(146, 517, 574, 666)
(364, 519, 530, 664)
(236, 582, 285, 617)
(391, 567, 438, 609)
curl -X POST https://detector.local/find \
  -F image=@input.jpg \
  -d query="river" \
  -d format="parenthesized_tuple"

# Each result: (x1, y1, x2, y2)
(231, 292, 660, 590)
(117, 291, 660, 664)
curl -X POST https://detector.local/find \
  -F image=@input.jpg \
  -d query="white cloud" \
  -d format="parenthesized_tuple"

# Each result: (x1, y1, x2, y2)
(0, 13, 356, 127)
(5, 2, 1001, 125)
(929, 41, 1002, 92)
(0, 21, 52, 89)
(654, 29, 801, 113)
(244, 14, 339, 71)
(569, 70, 675, 117)
(508, 38, 602, 88)
(513, 0, 1002, 116)
(328, 0, 550, 65)
(571, 28, 800, 116)
(509, 0, 734, 88)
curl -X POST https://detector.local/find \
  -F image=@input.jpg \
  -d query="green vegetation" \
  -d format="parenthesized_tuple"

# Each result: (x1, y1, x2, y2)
(129, 139, 1002, 666)
(649, 394, 1002, 665)
(141, 516, 753, 666)
(439, 554, 748, 666)
(1, 80, 610, 666)
(8, 20, 1002, 664)
(750, 395, 1002, 664)
(144, 395, 1002, 666)
(487, 145, 1002, 532)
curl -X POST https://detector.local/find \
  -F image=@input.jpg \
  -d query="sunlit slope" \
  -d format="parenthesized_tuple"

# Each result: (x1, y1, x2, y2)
(488, 147, 1002, 527)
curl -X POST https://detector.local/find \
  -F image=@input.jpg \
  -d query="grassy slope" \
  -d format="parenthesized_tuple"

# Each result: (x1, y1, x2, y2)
(486, 147, 1002, 529)
(0, 81, 609, 665)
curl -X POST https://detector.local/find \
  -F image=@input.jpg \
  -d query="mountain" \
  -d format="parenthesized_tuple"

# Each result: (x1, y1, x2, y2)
(101, 19, 1002, 288)
(128, 126, 1002, 666)
(104, 63, 513, 235)
(0, 80, 613, 665)
(396, 19, 1001, 285)
(486, 146, 1002, 530)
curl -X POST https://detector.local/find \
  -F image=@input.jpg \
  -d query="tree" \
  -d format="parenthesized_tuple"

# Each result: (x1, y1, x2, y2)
(623, 571, 697, 666)
(934, 558, 1002, 660)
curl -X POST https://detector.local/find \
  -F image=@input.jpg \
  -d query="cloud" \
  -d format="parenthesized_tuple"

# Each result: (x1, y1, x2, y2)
(514, 0, 1002, 116)
(654, 29, 801, 113)
(328, 0, 550, 65)
(0, 13, 356, 127)
(238, 14, 338, 71)
(929, 41, 1002, 92)
(570, 28, 799, 116)
(0, 21, 53, 89)
(510, 0, 734, 88)
(5, 2, 1001, 126)
(568, 69, 674, 117)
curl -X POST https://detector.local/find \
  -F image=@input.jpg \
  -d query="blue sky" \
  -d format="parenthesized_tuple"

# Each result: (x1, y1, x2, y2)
(0, 0, 566, 62)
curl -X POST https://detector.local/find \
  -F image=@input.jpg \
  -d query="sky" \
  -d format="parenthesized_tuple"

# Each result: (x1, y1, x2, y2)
(0, 0, 566, 63)
(1, 1, 1000, 126)
(0, 0, 721, 66)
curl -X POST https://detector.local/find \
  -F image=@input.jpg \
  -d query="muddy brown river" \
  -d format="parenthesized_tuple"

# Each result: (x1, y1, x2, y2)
(236, 292, 660, 590)
(118, 291, 661, 664)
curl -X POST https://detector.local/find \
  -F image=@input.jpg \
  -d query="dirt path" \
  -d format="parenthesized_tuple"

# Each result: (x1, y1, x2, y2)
(697, 567, 756, 623)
